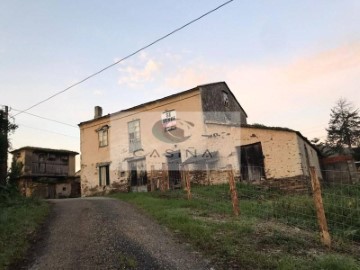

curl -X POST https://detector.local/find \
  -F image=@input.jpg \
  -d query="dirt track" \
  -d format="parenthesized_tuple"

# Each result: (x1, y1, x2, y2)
(26, 197, 211, 270)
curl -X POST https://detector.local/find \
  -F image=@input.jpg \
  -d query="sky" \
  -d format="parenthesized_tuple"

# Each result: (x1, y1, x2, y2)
(1, 0, 360, 170)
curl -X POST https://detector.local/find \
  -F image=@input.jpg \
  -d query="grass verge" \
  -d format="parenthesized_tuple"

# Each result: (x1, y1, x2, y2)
(111, 186, 360, 270)
(0, 195, 50, 270)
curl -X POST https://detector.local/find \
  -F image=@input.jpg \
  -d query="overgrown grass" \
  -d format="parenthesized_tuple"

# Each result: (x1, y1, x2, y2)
(118, 253, 137, 269)
(111, 184, 360, 270)
(0, 191, 49, 270)
(222, 181, 360, 243)
(269, 182, 360, 243)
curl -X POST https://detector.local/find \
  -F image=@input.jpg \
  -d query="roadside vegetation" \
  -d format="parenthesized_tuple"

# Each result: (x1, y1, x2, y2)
(1, 113, 50, 270)
(0, 185, 49, 270)
(111, 184, 360, 270)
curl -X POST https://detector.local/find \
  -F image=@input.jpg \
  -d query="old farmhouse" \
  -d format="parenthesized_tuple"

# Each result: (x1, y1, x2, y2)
(11, 146, 80, 198)
(79, 82, 322, 196)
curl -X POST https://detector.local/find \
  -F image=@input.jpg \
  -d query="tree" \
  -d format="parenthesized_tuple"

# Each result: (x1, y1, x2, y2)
(326, 98, 360, 151)
(310, 137, 334, 157)
(0, 107, 17, 185)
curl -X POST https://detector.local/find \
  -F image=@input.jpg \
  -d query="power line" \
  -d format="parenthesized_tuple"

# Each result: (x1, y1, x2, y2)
(16, 122, 79, 139)
(13, 0, 234, 117)
(10, 107, 77, 128)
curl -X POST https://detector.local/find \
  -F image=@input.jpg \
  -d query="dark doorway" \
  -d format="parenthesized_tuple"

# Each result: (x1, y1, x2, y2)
(71, 181, 81, 197)
(129, 162, 138, 186)
(167, 151, 182, 189)
(48, 184, 56, 199)
(128, 159, 147, 188)
(237, 142, 265, 181)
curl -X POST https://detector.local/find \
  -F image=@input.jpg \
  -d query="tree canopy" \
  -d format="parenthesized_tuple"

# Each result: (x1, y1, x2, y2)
(0, 108, 18, 185)
(326, 98, 360, 150)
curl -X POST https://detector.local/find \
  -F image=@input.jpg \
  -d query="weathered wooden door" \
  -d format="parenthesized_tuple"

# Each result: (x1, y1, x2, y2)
(239, 143, 265, 181)
(48, 184, 56, 199)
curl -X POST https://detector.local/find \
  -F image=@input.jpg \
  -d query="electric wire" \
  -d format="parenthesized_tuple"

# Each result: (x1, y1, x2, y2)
(13, 0, 234, 117)
(10, 108, 77, 128)
(15, 122, 79, 139)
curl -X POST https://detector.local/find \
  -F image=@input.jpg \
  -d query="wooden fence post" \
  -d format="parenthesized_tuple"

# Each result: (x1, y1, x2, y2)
(150, 165, 155, 191)
(227, 165, 240, 216)
(185, 168, 192, 200)
(161, 163, 169, 192)
(309, 166, 331, 248)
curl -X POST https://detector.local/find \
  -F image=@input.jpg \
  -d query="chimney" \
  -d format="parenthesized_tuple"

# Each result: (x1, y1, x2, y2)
(94, 106, 103, 119)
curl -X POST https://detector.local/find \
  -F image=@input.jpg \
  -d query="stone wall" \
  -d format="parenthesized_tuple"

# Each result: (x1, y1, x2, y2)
(259, 175, 310, 194)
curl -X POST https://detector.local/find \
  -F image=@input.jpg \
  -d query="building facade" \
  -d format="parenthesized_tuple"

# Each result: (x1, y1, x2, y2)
(79, 82, 246, 195)
(11, 146, 80, 198)
(79, 82, 322, 196)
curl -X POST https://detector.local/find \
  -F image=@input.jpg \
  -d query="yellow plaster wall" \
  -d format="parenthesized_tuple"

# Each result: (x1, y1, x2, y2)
(240, 128, 304, 179)
(296, 135, 323, 179)
(80, 91, 213, 195)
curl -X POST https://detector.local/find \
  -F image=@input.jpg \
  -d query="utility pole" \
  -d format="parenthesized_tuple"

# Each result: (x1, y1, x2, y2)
(0, 105, 9, 185)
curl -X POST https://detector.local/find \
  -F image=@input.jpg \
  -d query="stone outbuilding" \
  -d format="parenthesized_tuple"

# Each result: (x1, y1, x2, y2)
(11, 146, 80, 198)
(240, 125, 322, 191)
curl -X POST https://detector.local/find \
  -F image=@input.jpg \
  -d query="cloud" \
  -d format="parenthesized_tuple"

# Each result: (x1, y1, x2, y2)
(164, 42, 360, 103)
(162, 56, 238, 91)
(113, 43, 359, 138)
(160, 43, 360, 139)
(118, 57, 162, 88)
(285, 43, 360, 83)
(229, 43, 360, 139)
(164, 65, 217, 90)
(164, 51, 182, 62)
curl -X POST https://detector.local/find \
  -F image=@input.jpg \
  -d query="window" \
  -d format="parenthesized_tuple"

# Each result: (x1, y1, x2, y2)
(99, 165, 110, 186)
(48, 153, 56, 161)
(38, 153, 46, 162)
(128, 120, 141, 152)
(223, 91, 229, 107)
(97, 125, 109, 147)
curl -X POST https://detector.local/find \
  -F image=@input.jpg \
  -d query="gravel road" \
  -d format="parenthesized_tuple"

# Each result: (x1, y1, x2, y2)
(28, 197, 212, 270)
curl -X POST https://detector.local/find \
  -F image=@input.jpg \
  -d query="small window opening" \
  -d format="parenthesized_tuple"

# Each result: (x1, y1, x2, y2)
(97, 125, 109, 147)
(223, 91, 229, 107)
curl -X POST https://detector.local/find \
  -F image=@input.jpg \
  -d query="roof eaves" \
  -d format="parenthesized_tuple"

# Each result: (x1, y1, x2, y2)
(10, 146, 79, 155)
(78, 85, 201, 126)
(78, 81, 248, 126)
(241, 124, 320, 154)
